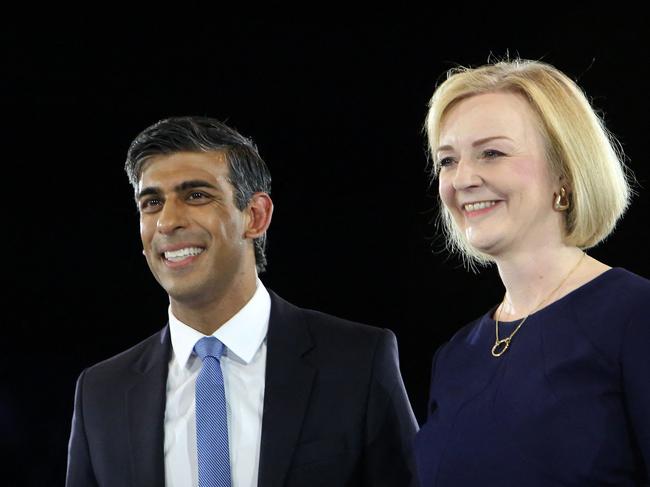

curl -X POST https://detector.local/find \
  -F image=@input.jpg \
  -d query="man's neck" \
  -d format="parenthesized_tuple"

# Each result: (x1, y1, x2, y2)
(170, 275, 258, 335)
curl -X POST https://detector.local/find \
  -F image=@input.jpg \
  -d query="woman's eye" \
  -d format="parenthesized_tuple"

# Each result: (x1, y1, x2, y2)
(438, 157, 455, 167)
(482, 149, 504, 159)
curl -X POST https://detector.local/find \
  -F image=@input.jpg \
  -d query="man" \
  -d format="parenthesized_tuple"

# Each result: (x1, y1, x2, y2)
(66, 116, 418, 486)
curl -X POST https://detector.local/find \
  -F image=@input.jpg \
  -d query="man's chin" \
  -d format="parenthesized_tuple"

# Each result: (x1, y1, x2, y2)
(167, 287, 203, 302)
(160, 279, 210, 305)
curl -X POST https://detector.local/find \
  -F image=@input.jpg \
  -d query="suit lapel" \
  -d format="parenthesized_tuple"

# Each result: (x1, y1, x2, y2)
(126, 326, 170, 487)
(258, 292, 316, 487)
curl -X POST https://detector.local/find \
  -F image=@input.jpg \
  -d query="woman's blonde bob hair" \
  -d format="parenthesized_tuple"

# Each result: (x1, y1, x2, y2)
(426, 59, 632, 266)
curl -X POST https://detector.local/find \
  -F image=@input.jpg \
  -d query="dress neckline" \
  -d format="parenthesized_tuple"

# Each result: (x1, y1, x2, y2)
(485, 267, 623, 325)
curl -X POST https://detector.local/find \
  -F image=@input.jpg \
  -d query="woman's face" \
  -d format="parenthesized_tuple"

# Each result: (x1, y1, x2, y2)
(437, 91, 564, 259)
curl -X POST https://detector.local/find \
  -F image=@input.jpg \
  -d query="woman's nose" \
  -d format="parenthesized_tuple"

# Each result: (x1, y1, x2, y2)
(452, 158, 482, 190)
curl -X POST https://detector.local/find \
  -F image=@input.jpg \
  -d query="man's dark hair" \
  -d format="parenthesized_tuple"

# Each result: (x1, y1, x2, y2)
(125, 116, 272, 272)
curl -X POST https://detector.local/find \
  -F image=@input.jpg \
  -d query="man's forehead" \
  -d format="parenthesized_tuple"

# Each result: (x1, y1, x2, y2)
(138, 151, 230, 189)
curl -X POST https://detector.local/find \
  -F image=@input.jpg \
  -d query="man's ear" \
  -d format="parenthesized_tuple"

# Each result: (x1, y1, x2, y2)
(244, 192, 274, 239)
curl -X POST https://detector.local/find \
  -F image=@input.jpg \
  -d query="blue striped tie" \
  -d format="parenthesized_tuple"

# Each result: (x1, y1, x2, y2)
(194, 337, 231, 487)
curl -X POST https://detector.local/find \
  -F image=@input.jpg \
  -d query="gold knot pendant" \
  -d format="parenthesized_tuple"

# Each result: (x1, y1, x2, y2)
(491, 338, 511, 357)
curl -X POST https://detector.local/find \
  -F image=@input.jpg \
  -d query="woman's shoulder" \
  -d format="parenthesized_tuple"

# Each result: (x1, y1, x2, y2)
(570, 267, 650, 311)
(603, 267, 650, 286)
(612, 267, 650, 291)
(564, 267, 650, 361)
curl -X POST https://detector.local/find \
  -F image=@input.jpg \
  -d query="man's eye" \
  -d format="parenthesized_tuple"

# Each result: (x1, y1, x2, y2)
(140, 199, 161, 211)
(188, 191, 208, 200)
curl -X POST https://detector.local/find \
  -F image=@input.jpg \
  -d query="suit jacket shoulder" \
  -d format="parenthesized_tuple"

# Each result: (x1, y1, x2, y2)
(82, 327, 170, 384)
(261, 291, 418, 487)
(66, 328, 170, 487)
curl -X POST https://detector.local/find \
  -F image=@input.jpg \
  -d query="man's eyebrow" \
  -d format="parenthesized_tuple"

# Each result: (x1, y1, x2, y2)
(137, 186, 160, 199)
(137, 180, 222, 200)
(175, 180, 221, 193)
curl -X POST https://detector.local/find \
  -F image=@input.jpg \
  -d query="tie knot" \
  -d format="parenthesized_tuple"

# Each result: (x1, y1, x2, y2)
(194, 336, 225, 361)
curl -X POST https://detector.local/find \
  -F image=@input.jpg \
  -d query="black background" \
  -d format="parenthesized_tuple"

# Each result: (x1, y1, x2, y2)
(3, 12, 649, 485)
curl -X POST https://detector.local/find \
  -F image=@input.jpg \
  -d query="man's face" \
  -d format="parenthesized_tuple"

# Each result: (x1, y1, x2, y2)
(137, 151, 253, 307)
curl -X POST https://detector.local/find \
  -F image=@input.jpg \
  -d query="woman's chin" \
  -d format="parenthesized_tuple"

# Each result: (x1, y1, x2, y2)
(465, 230, 502, 256)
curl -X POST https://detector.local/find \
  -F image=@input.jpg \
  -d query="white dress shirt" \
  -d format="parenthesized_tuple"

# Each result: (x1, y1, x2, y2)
(164, 280, 270, 487)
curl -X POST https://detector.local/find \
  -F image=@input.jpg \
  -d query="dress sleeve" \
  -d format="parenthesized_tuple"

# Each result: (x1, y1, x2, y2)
(427, 343, 447, 420)
(621, 309, 650, 480)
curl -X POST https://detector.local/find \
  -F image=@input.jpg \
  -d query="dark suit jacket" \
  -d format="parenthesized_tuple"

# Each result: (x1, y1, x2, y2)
(66, 291, 419, 486)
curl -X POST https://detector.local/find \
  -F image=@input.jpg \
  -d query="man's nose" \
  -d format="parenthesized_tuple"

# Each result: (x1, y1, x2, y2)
(156, 198, 189, 234)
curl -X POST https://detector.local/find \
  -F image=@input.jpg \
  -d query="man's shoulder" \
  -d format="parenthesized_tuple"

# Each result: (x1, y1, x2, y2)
(300, 305, 388, 338)
(269, 290, 393, 347)
(82, 327, 168, 380)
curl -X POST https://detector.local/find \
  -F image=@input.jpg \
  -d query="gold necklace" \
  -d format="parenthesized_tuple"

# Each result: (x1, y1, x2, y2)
(491, 252, 586, 358)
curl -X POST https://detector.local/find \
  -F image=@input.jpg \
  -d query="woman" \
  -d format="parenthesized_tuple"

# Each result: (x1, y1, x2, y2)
(414, 59, 650, 486)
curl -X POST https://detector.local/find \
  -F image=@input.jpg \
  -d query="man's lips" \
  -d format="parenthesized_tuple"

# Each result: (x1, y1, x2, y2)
(162, 246, 205, 262)
(153, 244, 207, 267)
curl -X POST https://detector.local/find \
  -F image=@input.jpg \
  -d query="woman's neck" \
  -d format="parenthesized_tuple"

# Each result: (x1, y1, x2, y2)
(494, 245, 587, 320)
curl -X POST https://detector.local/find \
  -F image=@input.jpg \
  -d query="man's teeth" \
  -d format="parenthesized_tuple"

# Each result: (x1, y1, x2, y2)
(464, 201, 497, 212)
(164, 247, 204, 262)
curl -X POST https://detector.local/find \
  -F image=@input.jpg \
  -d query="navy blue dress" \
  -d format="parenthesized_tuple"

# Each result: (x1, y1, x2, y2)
(415, 268, 650, 486)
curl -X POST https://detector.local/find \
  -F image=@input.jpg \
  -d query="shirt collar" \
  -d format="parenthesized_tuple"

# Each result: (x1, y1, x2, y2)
(168, 278, 271, 368)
